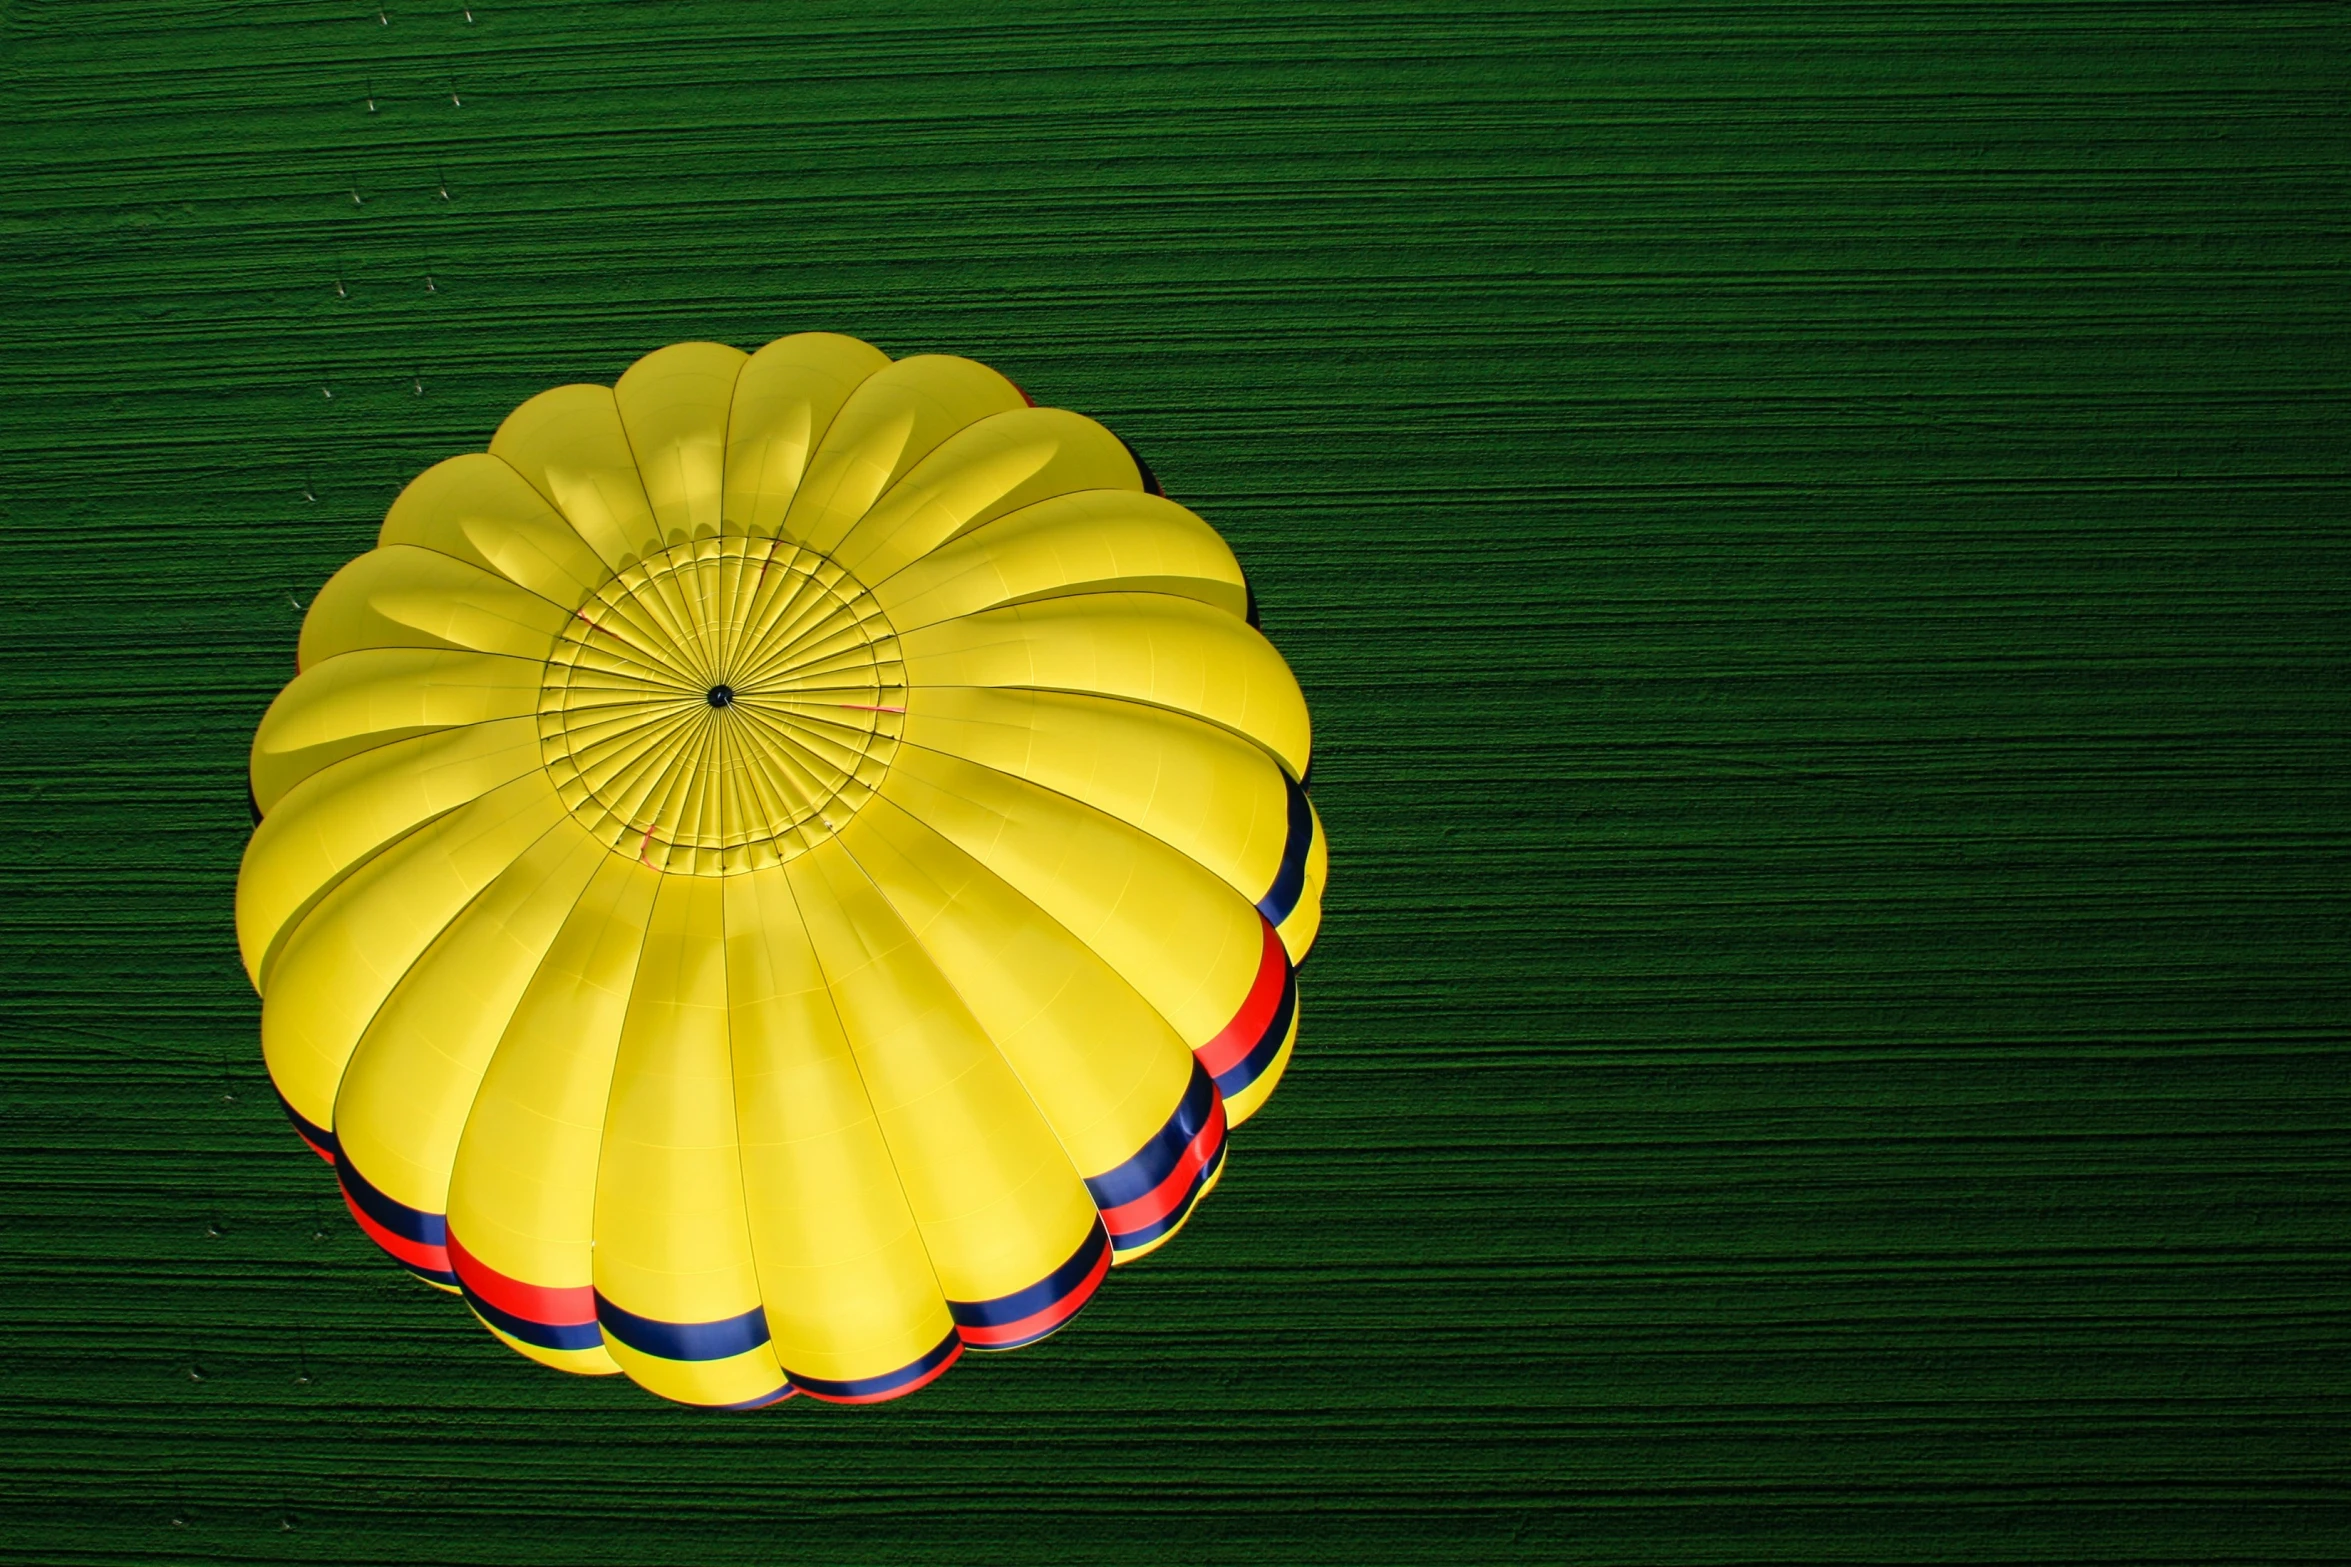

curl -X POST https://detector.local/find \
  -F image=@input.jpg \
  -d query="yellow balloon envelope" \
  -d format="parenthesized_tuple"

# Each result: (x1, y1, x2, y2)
(238, 334, 1327, 1408)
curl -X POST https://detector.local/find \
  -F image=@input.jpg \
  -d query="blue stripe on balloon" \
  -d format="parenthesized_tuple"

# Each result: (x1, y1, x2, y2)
(946, 1223, 1109, 1330)
(1114, 1137, 1228, 1253)
(1211, 965, 1296, 1100)
(462, 1286, 606, 1352)
(334, 1150, 447, 1247)
(786, 1331, 962, 1400)
(593, 1292, 770, 1362)
(1083, 1061, 1217, 1210)
(1255, 771, 1314, 927)
(273, 1085, 336, 1157)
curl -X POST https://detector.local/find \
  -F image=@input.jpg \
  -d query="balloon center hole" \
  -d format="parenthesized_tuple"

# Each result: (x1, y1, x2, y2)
(706, 684, 735, 709)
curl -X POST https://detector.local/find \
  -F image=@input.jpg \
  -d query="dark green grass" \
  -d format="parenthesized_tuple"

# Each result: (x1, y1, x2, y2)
(1, 2, 2346, 1561)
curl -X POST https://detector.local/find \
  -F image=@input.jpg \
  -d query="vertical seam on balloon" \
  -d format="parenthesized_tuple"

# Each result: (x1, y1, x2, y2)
(253, 648, 547, 811)
(594, 378, 682, 569)
(700, 710, 746, 864)
(582, 865, 689, 1365)
(558, 706, 705, 854)
(783, 370, 925, 552)
(681, 544, 731, 690)
(723, 578, 889, 692)
(563, 563, 696, 678)
(790, 365, 1026, 556)
(630, 548, 722, 693)
(725, 554, 820, 685)
(718, 871, 781, 1392)
(848, 790, 1216, 1241)
(827, 409, 1059, 578)
(713, 349, 756, 556)
(384, 540, 579, 615)
(713, 535, 765, 700)
(327, 821, 604, 1238)
(885, 727, 1290, 957)
(899, 675, 1305, 795)
(758, 347, 890, 551)
(443, 847, 640, 1341)
(483, 449, 615, 586)
(565, 706, 704, 857)
(724, 702, 818, 858)
(662, 715, 729, 871)
(860, 488, 1218, 604)
(709, 356, 760, 679)
(722, 567, 851, 690)
(708, 709, 745, 873)
(695, 874, 788, 1394)
(438, 824, 614, 1283)
(312, 802, 574, 1155)
(871, 744, 1225, 1035)
(727, 702, 866, 826)
(829, 806, 1100, 1239)
(768, 849, 958, 1346)
(615, 711, 715, 872)
(874, 747, 1270, 1104)
(251, 783, 478, 993)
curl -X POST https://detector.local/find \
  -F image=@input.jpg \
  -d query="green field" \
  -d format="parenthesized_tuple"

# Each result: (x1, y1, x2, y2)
(3, 2, 2346, 1562)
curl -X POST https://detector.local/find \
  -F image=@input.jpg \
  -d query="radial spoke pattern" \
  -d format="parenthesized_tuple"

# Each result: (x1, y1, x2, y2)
(537, 536, 905, 876)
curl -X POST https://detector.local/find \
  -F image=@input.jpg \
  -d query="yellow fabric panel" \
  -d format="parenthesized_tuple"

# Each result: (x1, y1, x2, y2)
(829, 408, 1141, 586)
(784, 837, 1097, 1304)
(474, 1310, 618, 1377)
(724, 866, 951, 1386)
(599, 1339, 785, 1409)
(1275, 798, 1329, 962)
(260, 772, 569, 1132)
(593, 879, 766, 1319)
(897, 592, 1312, 779)
(614, 341, 750, 547)
(872, 489, 1248, 629)
(376, 452, 610, 610)
(447, 854, 662, 1301)
(594, 875, 787, 1406)
(780, 355, 1027, 554)
(490, 384, 663, 571)
(899, 685, 1291, 917)
(249, 647, 543, 813)
(1223, 995, 1301, 1128)
(238, 716, 543, 990)
(299, 545, 571, 668)
(841, 796, 1192, 1179)
(721, 332, 891, 536)
(332, 819, 608, 1216)
(877, 746, 1263, 1048)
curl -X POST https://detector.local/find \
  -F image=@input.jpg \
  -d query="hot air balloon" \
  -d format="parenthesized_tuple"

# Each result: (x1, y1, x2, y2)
(237, 334, 1326, 1409)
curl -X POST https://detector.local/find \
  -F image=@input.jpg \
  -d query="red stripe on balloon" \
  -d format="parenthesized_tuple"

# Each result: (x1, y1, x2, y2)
(447, 1228, 597, 1328)
(341, 1187, 449, 1275)
(797, 1343, 965, 1405)
(1195, 918, 1287, 1078)
(1098, 1094, 1227, 1237)
(956, 1243, 1111, 1349)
